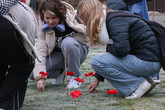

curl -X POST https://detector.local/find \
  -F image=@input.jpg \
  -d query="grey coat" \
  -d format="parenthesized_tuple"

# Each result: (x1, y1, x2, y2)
(3, 2, 41, 62)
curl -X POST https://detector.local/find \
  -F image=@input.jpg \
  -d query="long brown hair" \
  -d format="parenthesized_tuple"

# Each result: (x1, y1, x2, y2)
(77, 0, 105, 44)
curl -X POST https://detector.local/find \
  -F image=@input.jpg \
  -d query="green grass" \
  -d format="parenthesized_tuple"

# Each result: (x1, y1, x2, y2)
(22, 44, 165, 110)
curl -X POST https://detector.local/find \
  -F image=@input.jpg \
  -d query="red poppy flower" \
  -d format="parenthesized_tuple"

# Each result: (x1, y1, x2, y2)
(107, 89, 118, 95)
(39, 71, 48, 77)
(75, 78, 85, 82)
(64, 71, 74, 76)
(84, 72, 93, 78)
(70, 90, 82, 98)
(91, 73, 96, 77)
(21, 0, 25, 3)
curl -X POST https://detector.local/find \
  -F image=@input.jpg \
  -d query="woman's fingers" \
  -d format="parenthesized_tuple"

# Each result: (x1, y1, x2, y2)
(88, 84, 98, 93)
(37, 79, 45, 92)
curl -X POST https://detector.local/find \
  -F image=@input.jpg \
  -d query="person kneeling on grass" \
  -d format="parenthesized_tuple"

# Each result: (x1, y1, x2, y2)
(77, 0, 161, 99)
(30, 0, 90, 91)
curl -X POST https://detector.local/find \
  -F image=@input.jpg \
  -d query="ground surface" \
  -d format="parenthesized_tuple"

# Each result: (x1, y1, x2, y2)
(22, 13, 165, 110)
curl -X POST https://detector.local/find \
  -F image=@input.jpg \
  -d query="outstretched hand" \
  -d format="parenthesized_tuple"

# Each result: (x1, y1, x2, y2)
(88, 79, 100, 93)
(37, 79, 45, 92)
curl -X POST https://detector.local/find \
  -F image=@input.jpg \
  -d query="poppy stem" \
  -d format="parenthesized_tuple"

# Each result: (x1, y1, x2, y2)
(64, 48, 69, 96)
(111, 94, 113, 109)
(76, 98, 79, 108)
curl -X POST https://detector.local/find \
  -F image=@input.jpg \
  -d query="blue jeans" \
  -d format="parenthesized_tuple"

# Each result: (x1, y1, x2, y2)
(127, 0, 149, 20)
(91, 53, 160, 96)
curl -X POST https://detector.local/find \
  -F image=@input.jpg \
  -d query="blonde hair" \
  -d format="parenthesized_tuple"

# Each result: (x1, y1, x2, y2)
(77, 0, 105, 44)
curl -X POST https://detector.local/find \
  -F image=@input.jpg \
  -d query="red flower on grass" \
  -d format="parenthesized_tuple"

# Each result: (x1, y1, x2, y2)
(75, 78, 85, 82)
(39, 71, 48, 77)
(84, 72, 93, 78)
(107, 89, 118, 95)
(65, 71, 74, 76)
(91, 73, 96, 77)
(70, 90, 82, 98)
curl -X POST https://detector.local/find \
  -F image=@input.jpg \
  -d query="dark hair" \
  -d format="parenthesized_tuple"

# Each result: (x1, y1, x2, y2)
(38, 0, 66, 22)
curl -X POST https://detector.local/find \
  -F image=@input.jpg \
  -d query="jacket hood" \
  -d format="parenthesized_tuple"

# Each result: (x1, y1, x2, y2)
(107, 0, 127, 10)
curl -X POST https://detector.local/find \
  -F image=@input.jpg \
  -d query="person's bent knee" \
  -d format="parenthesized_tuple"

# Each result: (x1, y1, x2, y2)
(61, 37, 79, 51)
(91, 55, 101, 67)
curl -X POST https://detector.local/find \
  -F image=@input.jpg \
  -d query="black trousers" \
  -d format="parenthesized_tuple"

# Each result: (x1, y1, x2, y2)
(0, 16, 34, 110)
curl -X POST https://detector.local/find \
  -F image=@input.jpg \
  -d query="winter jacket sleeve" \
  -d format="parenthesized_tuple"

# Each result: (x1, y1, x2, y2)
(33, 20, 49, 80)
(106, 15, 130, 57)
(95, 73, 105, 82)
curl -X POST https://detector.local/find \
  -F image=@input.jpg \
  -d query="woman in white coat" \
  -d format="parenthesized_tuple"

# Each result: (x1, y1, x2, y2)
(32, 0, 90, 91)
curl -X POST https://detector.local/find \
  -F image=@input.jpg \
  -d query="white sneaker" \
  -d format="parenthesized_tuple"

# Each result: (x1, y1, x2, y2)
(125, 79, 151, 99)
(52, 73, 65, 85)
(152, 75, 161, 84)
(67, 77, 81, 89)
(145, 77, 156, 95)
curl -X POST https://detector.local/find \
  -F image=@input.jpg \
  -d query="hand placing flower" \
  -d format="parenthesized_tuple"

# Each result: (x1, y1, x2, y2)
(88, 79, 100, 93)
(37, 79, 45, 92)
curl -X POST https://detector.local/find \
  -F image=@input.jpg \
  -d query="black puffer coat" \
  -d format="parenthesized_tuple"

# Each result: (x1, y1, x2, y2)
(106, 0, 160, 62)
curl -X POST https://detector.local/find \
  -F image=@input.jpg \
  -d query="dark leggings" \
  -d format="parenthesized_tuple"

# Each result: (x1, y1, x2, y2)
(0, 16, 34, 110)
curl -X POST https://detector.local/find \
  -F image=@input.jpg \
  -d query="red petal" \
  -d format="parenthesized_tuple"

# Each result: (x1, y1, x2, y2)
(40, 71, 48, 77)
(107, 90, 118, 95)
(39, 71, 45, 74)
(85, 72, 93, 77)
(91, 73, 96, 77)
(65, 71, 74, 76)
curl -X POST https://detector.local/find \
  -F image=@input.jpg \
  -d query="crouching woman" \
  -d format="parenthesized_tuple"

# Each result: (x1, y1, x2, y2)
(32, 0, 90, 91)
(77, 0, 161, 99)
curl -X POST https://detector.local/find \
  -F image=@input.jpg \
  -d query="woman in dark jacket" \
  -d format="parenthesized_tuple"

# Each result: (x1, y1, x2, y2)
(77, 0, 161, 99)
